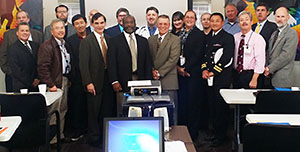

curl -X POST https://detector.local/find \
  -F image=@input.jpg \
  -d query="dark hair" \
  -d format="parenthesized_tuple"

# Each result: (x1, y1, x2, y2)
(16, 22, 29, 31)
(55, 4, 68, 13)
(146, 6, 159, 14)
(72, 14, 87, 25)
(185, 10, 197, 20)
(92, 12, 106, 23)
(210, 12, 224, 21)
(116, 8, 129, 18)
(171, 11, 184, 34)
(256, 2, 269, 11)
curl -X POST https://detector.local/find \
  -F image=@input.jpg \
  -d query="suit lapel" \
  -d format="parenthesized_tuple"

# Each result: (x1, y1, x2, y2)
(17, 40, 34, 59)
(121, 33, 131, 55)
(271, 26, 288, 55)
(156, 33, 170, 59)
(91, 33, 104, 62)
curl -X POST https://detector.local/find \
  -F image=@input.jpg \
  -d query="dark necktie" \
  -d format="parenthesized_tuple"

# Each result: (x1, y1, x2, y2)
(157, 37, 162, 49)
(271, 29, 279, 49)
(24, 41, 32, 54)
(236, 34, 245, 73)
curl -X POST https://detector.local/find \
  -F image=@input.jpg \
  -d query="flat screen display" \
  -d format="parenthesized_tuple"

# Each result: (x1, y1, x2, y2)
(104, 117, 164, 152)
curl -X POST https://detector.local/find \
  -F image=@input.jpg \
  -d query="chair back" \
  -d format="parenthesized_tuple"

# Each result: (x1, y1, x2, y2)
(0, 93, 47, 148)
(243, 123, 300, 152)
(254, 91, 300, 114)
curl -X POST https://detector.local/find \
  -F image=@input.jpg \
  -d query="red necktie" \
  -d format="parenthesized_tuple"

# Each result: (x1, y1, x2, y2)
(236, 35, 245, 73)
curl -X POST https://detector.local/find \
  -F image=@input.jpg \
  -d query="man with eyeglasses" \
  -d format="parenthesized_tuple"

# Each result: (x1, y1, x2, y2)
(44, 4, 76, 40)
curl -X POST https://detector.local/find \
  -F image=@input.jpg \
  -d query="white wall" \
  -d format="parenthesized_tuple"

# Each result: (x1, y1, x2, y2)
(85, 0, 187, 27)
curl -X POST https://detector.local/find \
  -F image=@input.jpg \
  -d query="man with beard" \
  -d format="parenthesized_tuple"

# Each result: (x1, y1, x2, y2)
(264, 7, 298, 88)
(44, 4, 76, 40)
(107, 15, 152, 115)
(136, 6, 159, 38)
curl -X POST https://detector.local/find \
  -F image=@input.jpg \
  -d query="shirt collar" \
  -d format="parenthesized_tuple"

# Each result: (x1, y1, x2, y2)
(212, 28, 222, 36)
(158, 32, 168, 41)
(258, 19, 267, 27)
(118, 24, 124, 33)
(54, 37, 65, 46)
(278, 24, 288, 33)
(93, 31, 104, 38)
(19, 39, 28, 45)
(124, 31, 135, 39)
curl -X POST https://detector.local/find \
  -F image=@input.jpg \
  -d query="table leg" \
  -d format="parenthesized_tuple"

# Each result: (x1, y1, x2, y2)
(237, 105, 240, 145)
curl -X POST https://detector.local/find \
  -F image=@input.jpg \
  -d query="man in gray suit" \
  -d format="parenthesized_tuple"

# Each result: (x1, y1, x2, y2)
(44, 4, 76, 40)
(264, 7, 298, 88)
(148, 15, 180, 124)
(0, 10, 43, 92)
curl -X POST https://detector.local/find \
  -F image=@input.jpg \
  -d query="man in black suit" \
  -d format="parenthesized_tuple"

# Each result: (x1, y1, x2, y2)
(7, 22, 39, 92)
(105, 8, 129, 37)
(176, 10, 206, 140)
(107, 15, 152, 115)
(252, 2, 277, 88)
(0, 10, 43, 92)
(79, 13, 115, 147)
(66, 14, 90, 141)
(201, 13, 234, 147)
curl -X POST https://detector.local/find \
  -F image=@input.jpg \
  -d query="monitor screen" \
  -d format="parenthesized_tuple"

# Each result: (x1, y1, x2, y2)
(104, 117, 164, 152)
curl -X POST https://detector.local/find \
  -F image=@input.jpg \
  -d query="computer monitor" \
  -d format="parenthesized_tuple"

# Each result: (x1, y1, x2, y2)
(104, 117, 165, 152)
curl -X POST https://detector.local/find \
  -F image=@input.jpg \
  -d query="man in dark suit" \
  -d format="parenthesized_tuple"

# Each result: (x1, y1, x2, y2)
(79, 13, 115, 147)
(107, 15, 153, 115)
(38, 19, 72, 143)
(7, 22, 39, 92)
(105, 8, 129, 37)
(201, 13, 234, 147)
(252, 2, 277, 88)
(0, 10, 43, 92)
(66, 14, 90, 141)
(252, 3, 277, 50)
(176, 10, 206, 139)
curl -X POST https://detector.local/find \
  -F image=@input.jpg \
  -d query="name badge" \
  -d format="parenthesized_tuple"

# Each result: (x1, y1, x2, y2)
(180, 55, 185, 66)
(244, 45, 250, 54)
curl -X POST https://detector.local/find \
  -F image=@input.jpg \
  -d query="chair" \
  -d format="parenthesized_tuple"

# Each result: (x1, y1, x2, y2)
(243, 123, 300, 152)
(254, 91, 300, 114)
(0, 93, 61, 152)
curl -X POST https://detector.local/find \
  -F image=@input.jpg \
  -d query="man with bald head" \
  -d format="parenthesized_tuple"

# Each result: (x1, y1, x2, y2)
(86, 9, 98, 33)
(223, 4, 241, 35)
(264, 7, 298, 88)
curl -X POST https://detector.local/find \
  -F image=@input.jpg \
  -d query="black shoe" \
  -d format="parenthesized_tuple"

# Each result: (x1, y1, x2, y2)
(71, 132, 84, 142)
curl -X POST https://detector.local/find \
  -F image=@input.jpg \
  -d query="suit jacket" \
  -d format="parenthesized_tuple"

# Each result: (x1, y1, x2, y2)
(66, 32, 91, 85)
(268, 25, 298, 88)
(107, 33, 153, 92)
(201, 29, 234, 86)
(252, 20, 277, 50)
(44, 22, 76, 41)
(148, 32, 180, 90)
(181, 26, 206, 77)
(105, 24, 121, 38)
(7, 40, 39, 92)
(37, 36, 72, 88)
(79, 32, 110, 93)
(0, 28, 43, 74)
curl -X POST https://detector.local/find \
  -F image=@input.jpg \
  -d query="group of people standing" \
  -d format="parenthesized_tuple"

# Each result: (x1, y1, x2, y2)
(0, 2, 298, 149)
